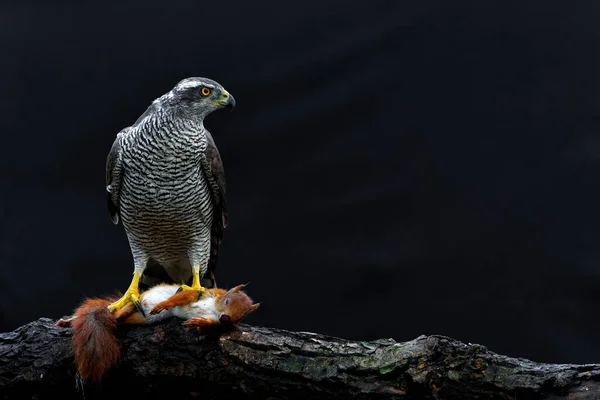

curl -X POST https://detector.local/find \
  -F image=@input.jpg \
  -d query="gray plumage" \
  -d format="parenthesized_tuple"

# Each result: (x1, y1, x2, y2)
(106, 77, 234, 290)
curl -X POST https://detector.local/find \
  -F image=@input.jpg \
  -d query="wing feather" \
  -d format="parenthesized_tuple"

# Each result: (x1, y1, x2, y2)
(200, 130, 228, 286)
(105, 130, 126, 225)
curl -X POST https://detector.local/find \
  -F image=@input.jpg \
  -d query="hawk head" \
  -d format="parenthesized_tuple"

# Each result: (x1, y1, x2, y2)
(163, 77, 236, 119)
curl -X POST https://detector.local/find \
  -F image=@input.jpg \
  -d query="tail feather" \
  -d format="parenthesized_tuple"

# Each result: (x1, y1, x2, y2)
(71, 297, 120, 383)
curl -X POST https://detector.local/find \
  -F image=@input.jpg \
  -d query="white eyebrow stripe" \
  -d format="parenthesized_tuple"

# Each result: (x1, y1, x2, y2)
(178, 81, 215, 90)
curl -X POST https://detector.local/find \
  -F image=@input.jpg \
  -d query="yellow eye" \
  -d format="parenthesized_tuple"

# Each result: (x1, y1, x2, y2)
(201, 87, 211, 96)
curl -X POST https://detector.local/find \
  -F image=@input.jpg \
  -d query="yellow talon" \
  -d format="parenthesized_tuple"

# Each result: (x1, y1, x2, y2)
(180, 265, 205, 295)
(107, 270, 142, 313)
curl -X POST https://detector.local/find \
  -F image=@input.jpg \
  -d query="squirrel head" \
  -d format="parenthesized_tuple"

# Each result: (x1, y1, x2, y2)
(216, 283, 260, 325)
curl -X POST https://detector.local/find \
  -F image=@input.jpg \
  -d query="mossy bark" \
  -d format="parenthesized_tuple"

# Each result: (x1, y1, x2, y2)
(1, 317, 599, 399)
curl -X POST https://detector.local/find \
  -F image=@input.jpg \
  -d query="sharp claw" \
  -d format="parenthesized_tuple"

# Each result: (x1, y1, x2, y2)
(134, 299, 145, 317)
(176, 286, 184, 293)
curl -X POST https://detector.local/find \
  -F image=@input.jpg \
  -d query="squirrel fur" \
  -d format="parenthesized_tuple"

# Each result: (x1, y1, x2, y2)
(56, 283, 259, 383)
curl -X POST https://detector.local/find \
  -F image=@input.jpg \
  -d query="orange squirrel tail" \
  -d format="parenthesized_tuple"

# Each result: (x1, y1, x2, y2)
(69, 297, 120, 383)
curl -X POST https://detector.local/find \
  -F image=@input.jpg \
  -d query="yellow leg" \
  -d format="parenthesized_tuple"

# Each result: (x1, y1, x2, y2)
(107, 270, 142, 314)
(180, 265, 205, 294)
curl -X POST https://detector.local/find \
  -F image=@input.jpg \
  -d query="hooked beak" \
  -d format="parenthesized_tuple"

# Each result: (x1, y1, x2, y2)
(217, 90, 236, 109)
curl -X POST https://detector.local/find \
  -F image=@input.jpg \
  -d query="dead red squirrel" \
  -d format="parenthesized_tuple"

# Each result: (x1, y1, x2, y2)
(56, 283, 259, 383)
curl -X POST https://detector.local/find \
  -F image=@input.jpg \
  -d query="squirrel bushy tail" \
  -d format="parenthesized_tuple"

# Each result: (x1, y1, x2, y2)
(57, 284, 260, 384)
(66, 297, 121, 383)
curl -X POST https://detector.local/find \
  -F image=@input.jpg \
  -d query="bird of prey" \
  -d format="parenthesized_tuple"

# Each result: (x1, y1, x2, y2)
(105, 77, 235, 314)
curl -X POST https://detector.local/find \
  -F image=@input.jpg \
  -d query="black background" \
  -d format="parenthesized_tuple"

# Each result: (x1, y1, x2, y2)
(2, 1, 600, 365)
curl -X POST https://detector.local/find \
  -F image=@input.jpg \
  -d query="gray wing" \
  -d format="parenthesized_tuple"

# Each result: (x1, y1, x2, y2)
(105, 130, 126, 225)
(201, 130, 228, 287)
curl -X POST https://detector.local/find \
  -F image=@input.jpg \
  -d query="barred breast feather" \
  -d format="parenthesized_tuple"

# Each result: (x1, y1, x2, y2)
(106, 107, 225, 287)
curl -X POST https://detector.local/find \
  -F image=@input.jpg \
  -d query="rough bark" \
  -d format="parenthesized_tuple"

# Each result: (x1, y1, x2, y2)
(0, 317, 599, 400)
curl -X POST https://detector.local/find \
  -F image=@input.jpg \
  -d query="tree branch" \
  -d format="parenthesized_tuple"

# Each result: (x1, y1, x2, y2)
(0, 317, 599, 399)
